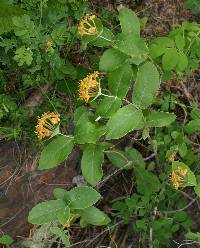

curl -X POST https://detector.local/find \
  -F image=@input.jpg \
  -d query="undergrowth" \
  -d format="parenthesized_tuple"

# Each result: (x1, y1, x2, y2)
(0, 1, 200, 248)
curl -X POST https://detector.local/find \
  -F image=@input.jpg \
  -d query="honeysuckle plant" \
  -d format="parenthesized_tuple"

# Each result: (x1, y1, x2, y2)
(28, 8, 199, 246)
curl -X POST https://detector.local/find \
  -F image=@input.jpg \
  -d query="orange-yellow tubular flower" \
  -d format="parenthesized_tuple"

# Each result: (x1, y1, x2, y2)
(170, 167, 188, 190)
(78, 71, 99, 102)
(78, 14, 97, 36)
(35, 112, 60, 140)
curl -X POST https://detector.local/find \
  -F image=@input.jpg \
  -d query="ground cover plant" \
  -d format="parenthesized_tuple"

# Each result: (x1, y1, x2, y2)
(0, 0, 88, 140)
(0, 0, 200, 247)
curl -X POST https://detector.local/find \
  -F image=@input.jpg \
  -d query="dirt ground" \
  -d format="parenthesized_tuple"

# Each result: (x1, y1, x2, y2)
(0, 0, 200, 247)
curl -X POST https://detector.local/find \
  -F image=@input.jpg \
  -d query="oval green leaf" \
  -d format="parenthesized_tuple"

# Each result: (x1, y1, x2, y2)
(99, 48, 129, 72)
(162, 48, 179, 71)
(114, 33, 148, 65)
(78, 206, 110, 227)
(66, 186, 101, 210)
(57, 206, 70, 225)
(39, 135, 74, 170)
(96, 97, 122, 118)
(108, 63, 133, 98)
(106, 104, 143, 140)
(132, 62, 160, 109)
(28, 199, 66, 224)
(118, 7, 140, 37)
(91, 27, 114, 47)
(146, 111, 176, 127)
(0, 235, 14, 245)
(81, 144, 104, 185)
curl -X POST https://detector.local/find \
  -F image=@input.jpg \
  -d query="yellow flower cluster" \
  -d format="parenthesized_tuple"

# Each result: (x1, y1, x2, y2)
(78, 14, 97, 36)
(46, 40, 53, 47)
(170, 167, 188, 190)
(35, 112, 60, 140)
(45, 40, 54, 52)
(78, 71, 99, 102)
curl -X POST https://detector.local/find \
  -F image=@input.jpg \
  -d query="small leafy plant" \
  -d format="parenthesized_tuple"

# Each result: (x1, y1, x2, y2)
(0, 0, 88, 139)
(28, 186, 110, 245)
(0, 235, 14, 246)
(149, 21, 200, 79)
(27, 7, 200, 247)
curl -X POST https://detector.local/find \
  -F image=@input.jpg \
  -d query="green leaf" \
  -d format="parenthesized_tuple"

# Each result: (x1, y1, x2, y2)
(106, 149, 130, 169)
(78, 206, 110, 227)
(177, 53, 188, 71)
(132, 62, 160, 108)
(135, 167, 161, 196)
(63, 59, 77, 79)
(152, 218, 174, 246)
(91, 27, 114, 47)
(50, 227, 70, 246)
(146, 111, 176, 127)
(74, 110, 106, 144)
(149, 44, 166, 59)
(184, 0, 200, 14)
(50, 226, 62, 235)
(108, 63, 133, 98)
(51, 24, 67, 45)
(28, 199, 66, 224)
(74, 121, 106, 144)
(177, 52, 188, 71)
(81, 144, 104, 185)
(96, 97, 122, 118)
(14, 46, 33, 66)
(39, 135, 74, 170)
(178, 143, 188, 158)
(125, 147, 145, 168)
(142, 127, 150, 140)
(194, 184, 200, 198)
(57, 206, 70, 225)
(175, 34, 185, 50)
(106, 104, 143, 140)
(149, 37, 174, 59)
(107, 147, 145, 169)
(185, 119, 200, 134)
(187, 169, 197, 187)
(0, 235, 14, 245)
(99, 48, 129, 72)
(136, 219, 147, 230)
(190, 106, 200, 119)
(172, 161, 197, 187)
(140, 17, 148, 29)
(173, 212, 187, 222)
(185, 232, 200, 242)
(115, 33, 148, 65)
(13, 14, 36, 41)
(66, 186, 101, 209)
(162, 48, 179, 71)
(118, 7, 140, 37)
(74, 107, 92, 124)
(53, 188, 67, 200)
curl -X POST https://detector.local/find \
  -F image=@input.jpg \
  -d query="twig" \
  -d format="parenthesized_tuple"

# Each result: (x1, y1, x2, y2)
(173, 239, 200, 248)
(0, 207, 25, 228)
(86, 220, 124, 247)
(95, 153, 155, 189)
(66, 240, 89, 248)
(149, 207, 157, 248)
(163, 197, 197, 214)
